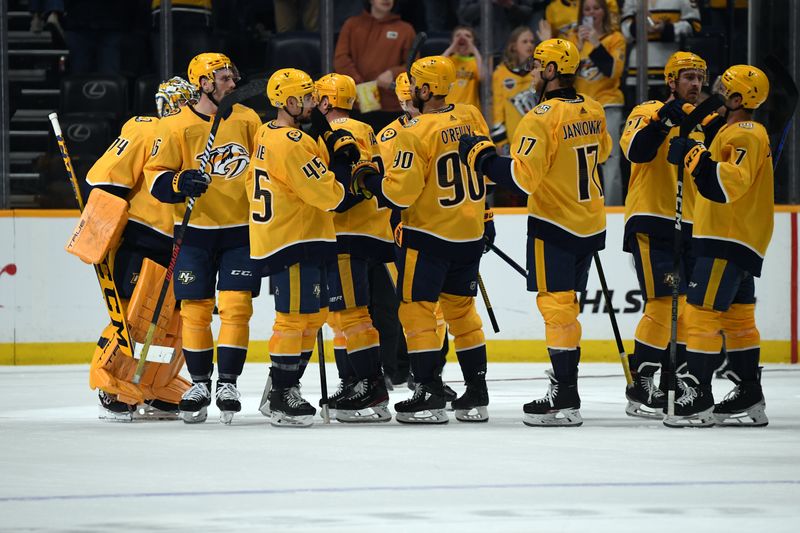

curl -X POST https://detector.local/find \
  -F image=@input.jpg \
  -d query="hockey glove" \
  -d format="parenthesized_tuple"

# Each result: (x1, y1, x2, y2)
(483, 209, 496, 254)
(459, 135, 496, 174)
(351, 160, 380, 199)
(323, 129, 360, 165)
(172, 169, 210, 198)
(667, 137, 707, 174)
(652, 99, 691, 129)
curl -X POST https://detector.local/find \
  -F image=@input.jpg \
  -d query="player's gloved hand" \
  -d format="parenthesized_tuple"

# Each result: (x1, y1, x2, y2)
(483, 209, 495, 254)
(350, 160, 379, 199)
(323, 129, 360, 165)
(654, 99, 690, 129)
(667, 137, 707, 173)
(172, 169, 210, 198)
(458, 135, 496, 174)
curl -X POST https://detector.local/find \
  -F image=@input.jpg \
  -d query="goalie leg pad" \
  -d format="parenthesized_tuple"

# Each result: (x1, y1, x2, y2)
(65, 188, 128, 264)
(126, 258, 180, 347)
(89, 325, 145, 405)
(536, 291, 581, 350)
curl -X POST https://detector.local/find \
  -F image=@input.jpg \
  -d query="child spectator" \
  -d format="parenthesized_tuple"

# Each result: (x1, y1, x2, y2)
(443, 26, 482, 110)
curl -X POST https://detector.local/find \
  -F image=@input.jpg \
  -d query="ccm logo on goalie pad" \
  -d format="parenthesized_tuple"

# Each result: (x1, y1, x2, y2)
(177, 271, 196, 284)
(200, 142, 250, 180)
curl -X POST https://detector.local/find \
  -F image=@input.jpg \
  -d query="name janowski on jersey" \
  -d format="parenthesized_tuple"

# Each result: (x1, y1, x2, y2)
(562, 120, 603, 140)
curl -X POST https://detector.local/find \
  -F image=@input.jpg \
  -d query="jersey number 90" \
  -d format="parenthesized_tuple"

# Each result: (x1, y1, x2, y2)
(436, 152, 485, 207)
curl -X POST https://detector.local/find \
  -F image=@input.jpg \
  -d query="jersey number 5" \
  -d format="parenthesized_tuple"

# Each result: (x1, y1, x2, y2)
(251, 168, 273, 223)
(575, 144, 603, 201)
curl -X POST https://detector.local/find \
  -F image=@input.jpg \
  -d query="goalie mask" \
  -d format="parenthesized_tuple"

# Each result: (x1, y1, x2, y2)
(155, 76, 200, 118)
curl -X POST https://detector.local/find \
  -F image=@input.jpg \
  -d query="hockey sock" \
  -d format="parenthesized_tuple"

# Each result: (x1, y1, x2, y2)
(270, 355, 301, 388)
(410, 349, 440, 385)
(347, 345, 381, 379)
(727, 348, 760, 381)
(548, 348, 579, 384)
(455, 345, 487, 382)
(217, 346, 246, 379)
(334, 347, 354, 380)
(218, 373, 238, 385)
(184, 349, 214, 382)
(297, 350, 312, 379)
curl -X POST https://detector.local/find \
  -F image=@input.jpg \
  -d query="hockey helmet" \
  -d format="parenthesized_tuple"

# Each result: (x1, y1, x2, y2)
(155, 76, 200, 118)
(532, 39, 580, 75)
(187, 52, 240, 89)
(394, 72, 412, 102)
(267, 68, 316, 108)
(410, 56, 456, 96)
(315, 73, 357, 110)
(664, 51, 707, 84)
(718, 65, 769, 110)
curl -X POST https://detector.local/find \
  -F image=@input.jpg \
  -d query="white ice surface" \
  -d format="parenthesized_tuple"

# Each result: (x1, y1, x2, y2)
(1, 363, 798, 532)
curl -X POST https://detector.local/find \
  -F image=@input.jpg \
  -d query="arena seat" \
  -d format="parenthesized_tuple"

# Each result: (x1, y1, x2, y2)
(269, 32, 321, 80)
(59, 75, 129, 122)
(53, 114, 113, 159)
(419, 32, 452, 57)
(133, 74, 160, 117)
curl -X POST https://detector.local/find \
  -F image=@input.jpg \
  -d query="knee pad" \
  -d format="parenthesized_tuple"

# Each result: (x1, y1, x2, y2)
(536, 291, 581, 350)
(271, 312, 306, 356)
(721, 303, 760, 351)
(439, 294, 485, 351)
(398, 301, 440, 353)
(217, 290, 253, 349)
(337, 306, 380, 354)
(180, 299, 215, 351)
(634, 297, 672, 350)
(301, 309, 328, 353)
(684, 303, 723, 354)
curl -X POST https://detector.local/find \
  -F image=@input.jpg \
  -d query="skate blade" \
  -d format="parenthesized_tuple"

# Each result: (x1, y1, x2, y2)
(98, 406, 133, 422)
(396, 409, 448, 424)
(455, 406, 489, 422)
(663, 407, 715, 428)
(270, 411, 314, 427)
(523, 408, 583, 427)
(336, 404, 392, 423)
(219, 410, 236, 425)
(180, 407, 208, 424)
(320, 408, 337, 420)
(258, 401, 272, 418)
(625, 401, 664, 420)
(132, 406, 179, 421)
(713, 403, 768, 427)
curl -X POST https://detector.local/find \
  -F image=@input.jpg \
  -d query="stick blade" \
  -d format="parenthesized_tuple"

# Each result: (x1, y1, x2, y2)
(217, 78, 266, 117)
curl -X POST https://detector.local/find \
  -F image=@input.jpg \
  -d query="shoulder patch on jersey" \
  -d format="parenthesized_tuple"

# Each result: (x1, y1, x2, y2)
(134, 116, 154, 122)
(332, 117, 348, 124)
(402, 118, 419, 128)
(534, 104, 551, 115)
(287, 129, 303, 142)
(381, 128, 397, 142)
(503, 78, 516, 90)
(738, 122, 754, 129)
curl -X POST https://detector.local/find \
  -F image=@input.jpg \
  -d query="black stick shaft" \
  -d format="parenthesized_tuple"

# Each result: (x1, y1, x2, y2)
(485, 239, 527, 278)
(477, 273, 500, 333)
(593, 253, 632, 385)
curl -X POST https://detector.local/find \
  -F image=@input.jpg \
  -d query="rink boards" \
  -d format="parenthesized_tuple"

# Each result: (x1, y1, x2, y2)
(0, 208, 797, 364)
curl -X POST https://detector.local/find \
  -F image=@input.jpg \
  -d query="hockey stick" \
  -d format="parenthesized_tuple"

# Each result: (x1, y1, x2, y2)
(132, 79, 265, 383)
(317, 328, 330, 424)
(665, 94, 724, 416)
(593, 253, 632, 386)
(477, 273, 500, 333)
(763, 55, 799, 169)
(49, 113, 135, 360)
(485, 239, 527, 278)
(388, 32, 427, 91)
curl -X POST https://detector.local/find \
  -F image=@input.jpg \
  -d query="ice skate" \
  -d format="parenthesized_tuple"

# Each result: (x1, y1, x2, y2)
(523, 371, 582, 427)
(215, 382, 241, 425)
(179, 381, 212, 424)
(395, 382, 448, 424)
(98, 390, 134, 422)
(258, 373, 272, 418)
(324, 377, 357, 419)
(442, 382, 457, 411)
(269, 386, 316, 427)
(625, 372, 666, 419)
(662, 375, 715, 428)
(451, 378, 489, 422)
(134, 399, 180, 421)
(712, 370, 768, 427)
(335, 377, 391, 423)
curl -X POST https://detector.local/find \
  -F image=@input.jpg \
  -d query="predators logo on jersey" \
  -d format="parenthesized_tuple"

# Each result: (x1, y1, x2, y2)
(202, 142, 249, 180)
(381, 128, 397, 142)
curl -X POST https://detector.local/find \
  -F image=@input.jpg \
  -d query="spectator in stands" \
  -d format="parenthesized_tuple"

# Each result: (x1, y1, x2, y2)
(572, 0, 626, 205)
(443, 26, 482, 110)
(64, 0, 134, 74)
(491, 26, 536, 155)
(539, 0, 618, 40)
(274, 0, 319, 32)
(334, 0, 416, 131)
(620, 0, 701, 88)
(29, 0, 64, 41)
(459, 0, 538, 55)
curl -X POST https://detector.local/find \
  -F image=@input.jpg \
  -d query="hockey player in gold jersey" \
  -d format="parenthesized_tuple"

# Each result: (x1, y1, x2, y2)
(460, 39, 611, 426)
(248, 68, 363, 427)
(355, 55, 492, 424)
(312, 72, 394, 422)
(618, 51, 719, 419)
(83, 77, 197, 421)
(664, 65, 773, 427)
(144, 53, 262, 424)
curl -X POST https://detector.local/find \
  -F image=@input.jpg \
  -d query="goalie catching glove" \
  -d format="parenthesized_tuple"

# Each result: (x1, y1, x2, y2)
(459, 134, 497, 174)
(350, 160, 380, 199)
(323, 129, 360, 165)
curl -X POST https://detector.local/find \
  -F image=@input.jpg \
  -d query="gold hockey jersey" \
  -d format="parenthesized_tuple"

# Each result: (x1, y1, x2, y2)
(446, 55, 481, 110)
(86, 116, 173, 239)
(574, 31, 626, 106)
(381, 103, 490, 260)
(491, 63, 536, 150)
(144, 104, 261, 235)
(327, 117, 393, 261)
(248, 122, 347, 274)
(620, 100, 704, 245)
(692, 120, 774, 276)
(509, 89, 611, 253)
(546, 0, 620, 38)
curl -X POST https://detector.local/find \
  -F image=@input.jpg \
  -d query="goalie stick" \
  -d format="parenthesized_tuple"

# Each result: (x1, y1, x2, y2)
(665, 93, 724, 416)
(132, 79, 266, 383)
(49, 113, 135, 360)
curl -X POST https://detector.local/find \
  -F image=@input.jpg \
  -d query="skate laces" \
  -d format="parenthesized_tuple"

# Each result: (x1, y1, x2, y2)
(639, 375, 665, 402)
(675, 379, 698, 406)
(284, 386, 308, 408)
(718, 384, 742, 405)
(350, 379, 368, 399)
(216, 382, 240, 401)
(184, 382, 210, 401)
